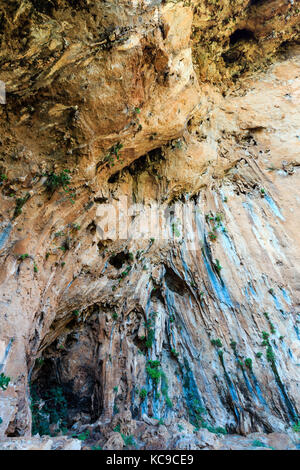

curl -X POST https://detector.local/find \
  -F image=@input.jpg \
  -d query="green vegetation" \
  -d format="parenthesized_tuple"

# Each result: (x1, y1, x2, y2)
(188, 398, 227, 436)
(205, 213, 215, 223)
(244, 358, 253, 370)
(0, 373, 10, 391)
(237, 359, 244, 368)
(44, 169, 71, 193)
(266, 345, 275, 364)
(112, 312, 118, 321)
(121, 434, 135, 446)
(263, 312, 276, 334)
(211, 338, 222, 348)
(146, 360, 162, 385)
(252, 439, 267, 448)
(256, 352, 263, 358)
(72, 430, 90, 441)
(59, 241, 69, 252)
(19, 253, 29, 260)
(189, 399, 207, 428)
(269, 323, 276, 334)
(181, 358, 225, 434)
(120, 266, 131, 279)
(113, 424, 121, 433)
(13, 193, 30, 218)
(139, 388, 147, 401)
(206, 425, 227, 435)
(171, 221, 181, 238)
(292, 421, 300, 433)
(145, 360, 173, 408)
(171, 348, 179, 358)
(31, 386, 68, 436)
(161, 371, 173, 408)
(44, 169, 75, 203)
(165, 396, 173, 408)
(156, 418, 164, 425)
(214, 259, 222, 273)
(142, 312, 157, 349)
(169, 138, 183, 150)
(145, 328, 155, 349)
(205, 212, 226, 242)
(260, 331, 276, 368)
(104, 143, 123, 167)
(261, 331, 269, 346)
(35, 357, 44, 366)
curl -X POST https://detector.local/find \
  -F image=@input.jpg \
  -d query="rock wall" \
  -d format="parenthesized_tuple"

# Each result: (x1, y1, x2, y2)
(0, 0, 299, 449)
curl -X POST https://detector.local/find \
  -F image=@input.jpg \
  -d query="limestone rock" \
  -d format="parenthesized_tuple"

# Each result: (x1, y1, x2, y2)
(0, 0, 299, 451)
(103, 432, 124, 451)
(0, 436, 81, 450)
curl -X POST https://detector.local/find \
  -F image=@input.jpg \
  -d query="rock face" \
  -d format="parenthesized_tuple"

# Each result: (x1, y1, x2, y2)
(0, 0, 300, 450)
(0, 436, 82, 450)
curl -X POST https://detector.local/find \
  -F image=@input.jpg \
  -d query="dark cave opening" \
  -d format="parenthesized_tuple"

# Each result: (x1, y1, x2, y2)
(229, 29, 256, 46)
(107, 147, 165, 184)
(164, 266, 187, 296)
(30, 318, 103, 437)
(109, 250, 133, 269)
(249, 0, 267, 5)
(31, 0, 91, 15)
(31, 0, 58, 16)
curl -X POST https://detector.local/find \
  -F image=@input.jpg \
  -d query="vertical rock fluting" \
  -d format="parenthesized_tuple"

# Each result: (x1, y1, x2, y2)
(0, 0, 299, 449)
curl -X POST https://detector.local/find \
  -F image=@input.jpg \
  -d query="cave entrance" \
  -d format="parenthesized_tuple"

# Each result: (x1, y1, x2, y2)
(30, 313, 103, 436)
(229, 29, 256, 46)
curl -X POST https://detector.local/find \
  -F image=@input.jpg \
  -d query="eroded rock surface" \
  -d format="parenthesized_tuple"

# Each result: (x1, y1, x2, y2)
(0, 0, 300, 450)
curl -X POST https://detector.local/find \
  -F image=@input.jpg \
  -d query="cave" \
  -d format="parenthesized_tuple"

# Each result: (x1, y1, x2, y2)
(31, 0, 58, 15)
(30, 312, 103, 436)
(109, 251, 132, 269)
(1, 0, 300, 452)
(249, 0, 267, 5)
(229, 29, 256, 46)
